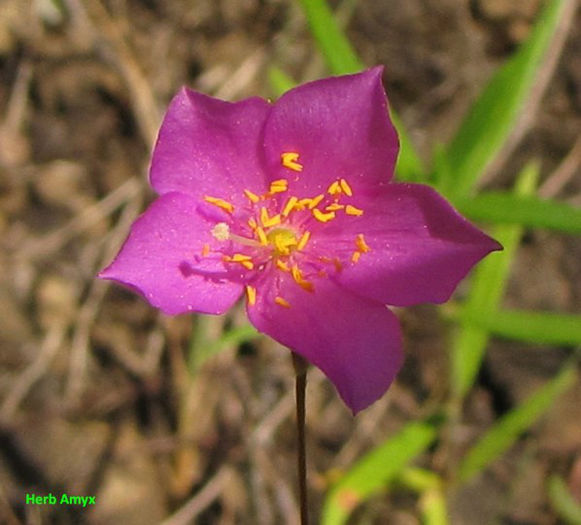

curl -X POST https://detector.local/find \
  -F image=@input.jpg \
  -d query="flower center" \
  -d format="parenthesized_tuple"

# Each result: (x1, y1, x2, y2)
(201, 152, 371, 308)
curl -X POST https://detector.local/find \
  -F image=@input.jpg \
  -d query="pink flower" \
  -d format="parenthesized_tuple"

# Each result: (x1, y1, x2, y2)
(100, 67, 501, 413)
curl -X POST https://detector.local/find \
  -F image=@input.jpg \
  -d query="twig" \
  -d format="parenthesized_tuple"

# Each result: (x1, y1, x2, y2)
(160, 467, 232, 525)
(0, 325, 65, 422)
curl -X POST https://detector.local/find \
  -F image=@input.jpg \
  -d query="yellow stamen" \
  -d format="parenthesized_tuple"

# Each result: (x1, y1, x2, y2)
(246, 285, 256, 306)
(312, 208, 336, 223)
(325, 203, 344, 212)
(297, 231, 310, 251)
(291, 265, 303, 284)
(308, 194, 325, 209)
(345, 204, 364, 216)
(351, 251, 361, 263)
(339, 178, 353, 196)
(201, 243, 210, 256)
(240, 260, 254, 270)
(355, 233, 370, 253)
(291, 265, 314, 292)
(275, 296, 291, 308)
(297, 198, 312, 209)
(243, 189, 260, 203)
(230, 253, 252, 261)
(256, 226, 268, 246)
(204, 196, 234, 214)
(281, 152, 303, 172)
(248, 217, 257, 229)
(269, 179, 288, 194)
(276, 260, 290, 272)
(327, 180, 341, 195)
(260, 207, 281, 228)
(282, 196, 298, 217)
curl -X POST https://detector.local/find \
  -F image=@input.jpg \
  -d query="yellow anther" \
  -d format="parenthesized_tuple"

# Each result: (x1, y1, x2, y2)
(352, 251, 361, 263)
(325, 203, 344, 212)
(355, 233, 370, 253)
(327, 180, 341, 195)
(204, 196, 234, 214)
(291, 265, 314, 292)
(275, 296, 291, 308)
(269, 179, 288, 193)
(282, 196, 298, 217)
(244, 189, 260, 204)
(345, 204, 364, 216)
(231, 253, 252, 262)
(333, 258, 343, 272)
(201, 243, 210, 256)
(312, 208, 336, 223)
(339, 178, 353, 196)
(248, 217, 257, 229)
(260, 207, 281, 228)
(297, 231, 310, 251)
(256, 226, 268, 246)
(246, 285, 256, 306)
(223, 253, 254, 270)
(308, 194, 325, 209)
(297, 198, 312, 209)
(276, 260, 290, 272)
(291, 265, 303, 284)
(281, 152, 303, 172)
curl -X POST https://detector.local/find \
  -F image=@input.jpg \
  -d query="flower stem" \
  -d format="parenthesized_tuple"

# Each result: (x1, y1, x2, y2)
(292, 352, 309, 525)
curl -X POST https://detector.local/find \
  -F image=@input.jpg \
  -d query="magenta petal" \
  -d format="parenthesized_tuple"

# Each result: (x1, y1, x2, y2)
(247, 275, 403, 414)
(99, 192, 243, 315)
(263, 67, 398, 196)
(150, 88, 271, 203)
(318, 183, 502, 306)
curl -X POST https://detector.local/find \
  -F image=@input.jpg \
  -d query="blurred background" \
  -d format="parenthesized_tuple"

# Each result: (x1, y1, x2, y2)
(0, 0, 579, 523)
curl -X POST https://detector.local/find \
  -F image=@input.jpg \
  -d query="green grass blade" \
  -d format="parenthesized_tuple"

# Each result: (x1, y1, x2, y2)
(297, 0, 362, 75)
(458, 361, 577, 483)
(321, 422, 437, 525)
(399, 468, 450, 525)
(296, 0, 425, 181)
(458, 309, 581, 346)
(268, 66, 297, 97)
(451, 162, 539, 398)
(454, 192, 581, 234)
(189, 320, 259, 374)
(443, 0, 571, 196)
(548, 475, 581, 524)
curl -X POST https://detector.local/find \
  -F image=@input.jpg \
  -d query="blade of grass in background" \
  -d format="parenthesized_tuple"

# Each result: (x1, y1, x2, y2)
(399, 468, 449, 525)
(458, 309, 581, 346)
(451, 162, 539, 399)
(548, 475, 581, 525)
(296, 0, 425, 181)
(189, 318, 259, 374)
(458, 361, 577, 483)
(268, 65, 297, 97)
(321, 421, 437, 525)
(454, 192, 581, 234)
(441, 0, 570, 196)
